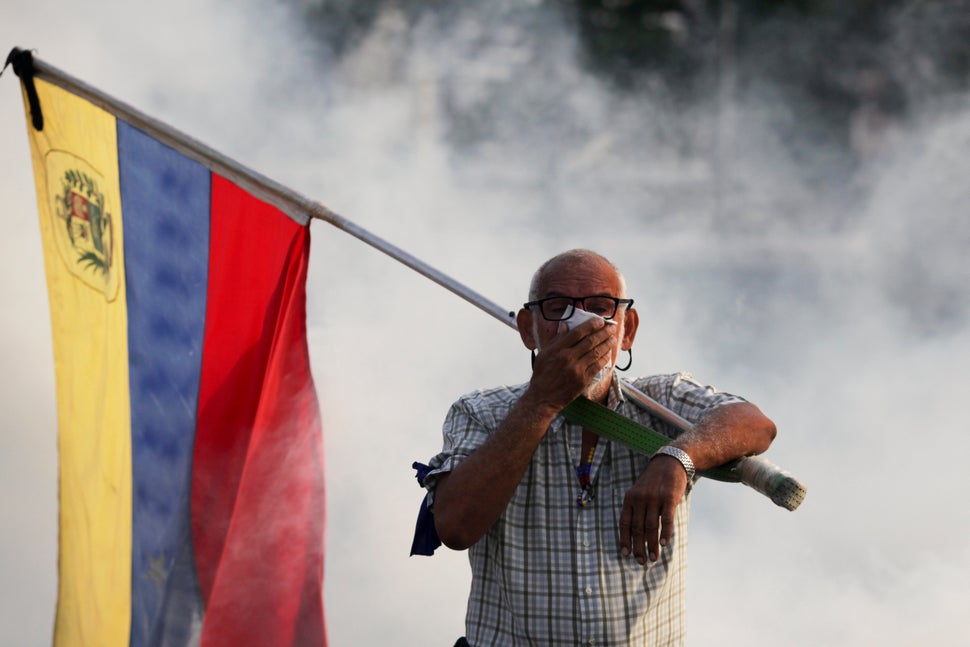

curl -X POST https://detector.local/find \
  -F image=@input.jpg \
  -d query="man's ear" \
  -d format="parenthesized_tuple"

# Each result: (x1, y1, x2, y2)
(516, 308, 537, 350)
(621, 307, 639, 350)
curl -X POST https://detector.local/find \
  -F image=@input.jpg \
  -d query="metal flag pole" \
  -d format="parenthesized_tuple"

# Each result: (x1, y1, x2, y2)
(12, 48, 804, 509)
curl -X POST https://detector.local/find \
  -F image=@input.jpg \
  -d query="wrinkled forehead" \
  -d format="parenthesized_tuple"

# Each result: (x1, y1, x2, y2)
(535, 256, 624, 297)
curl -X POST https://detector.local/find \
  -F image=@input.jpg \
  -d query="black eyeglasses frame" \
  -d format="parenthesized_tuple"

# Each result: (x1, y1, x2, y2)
(523, 295, 634, 322)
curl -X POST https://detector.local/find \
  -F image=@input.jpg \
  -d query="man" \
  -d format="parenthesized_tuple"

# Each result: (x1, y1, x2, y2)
(420, 249, 776, 645)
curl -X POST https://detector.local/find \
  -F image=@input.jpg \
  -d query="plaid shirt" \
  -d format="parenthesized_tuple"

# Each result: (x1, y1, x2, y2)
(424, 372, 744, 646)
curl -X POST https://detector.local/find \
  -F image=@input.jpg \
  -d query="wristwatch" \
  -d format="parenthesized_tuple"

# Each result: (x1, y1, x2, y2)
(652, 445, 696, 481)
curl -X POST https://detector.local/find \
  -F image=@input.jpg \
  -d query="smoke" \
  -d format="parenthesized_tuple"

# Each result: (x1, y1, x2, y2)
(2, 1, 969, 645)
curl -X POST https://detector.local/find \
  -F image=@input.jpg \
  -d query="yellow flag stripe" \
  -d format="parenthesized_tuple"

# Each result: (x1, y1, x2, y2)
(25, 77, 132, 647)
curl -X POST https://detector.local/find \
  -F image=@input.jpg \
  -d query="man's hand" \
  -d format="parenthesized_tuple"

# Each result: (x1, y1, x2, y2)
(618, 454, 689, 564)
(529, 318, 616, 410)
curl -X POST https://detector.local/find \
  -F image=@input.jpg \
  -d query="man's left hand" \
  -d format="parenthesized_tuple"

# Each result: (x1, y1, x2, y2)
(618, 455, 689, 565)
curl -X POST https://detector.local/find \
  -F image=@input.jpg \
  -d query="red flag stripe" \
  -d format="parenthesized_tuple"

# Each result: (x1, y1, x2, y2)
(192, 175, 326, 646)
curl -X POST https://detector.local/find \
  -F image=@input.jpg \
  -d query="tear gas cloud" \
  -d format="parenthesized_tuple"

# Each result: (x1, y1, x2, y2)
(1, 1, 968, 645)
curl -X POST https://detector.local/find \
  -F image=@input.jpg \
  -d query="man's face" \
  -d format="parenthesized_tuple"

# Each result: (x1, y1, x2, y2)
(522, 256, 638, 377)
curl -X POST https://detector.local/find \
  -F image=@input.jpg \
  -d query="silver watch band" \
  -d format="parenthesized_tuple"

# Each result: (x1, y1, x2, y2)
(653, 445, 696, 480)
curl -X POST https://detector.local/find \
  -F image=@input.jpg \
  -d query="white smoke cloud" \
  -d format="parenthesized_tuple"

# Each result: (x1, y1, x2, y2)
(2, 1, 968, 645)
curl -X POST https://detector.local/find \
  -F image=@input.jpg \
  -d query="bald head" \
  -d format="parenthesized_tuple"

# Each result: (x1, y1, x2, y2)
(528, 249, 628, 301)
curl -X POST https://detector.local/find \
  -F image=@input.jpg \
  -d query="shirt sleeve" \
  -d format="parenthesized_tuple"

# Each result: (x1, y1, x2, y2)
(421, 386, 520, 506)
(633, 371, 746, 427)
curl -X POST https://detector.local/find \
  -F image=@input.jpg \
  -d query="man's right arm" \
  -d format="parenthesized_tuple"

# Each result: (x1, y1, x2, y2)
(433, 318, 616, 550)
(432, 390, 560, 550)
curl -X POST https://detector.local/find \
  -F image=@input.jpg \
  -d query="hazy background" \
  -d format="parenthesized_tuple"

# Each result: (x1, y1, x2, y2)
(2, 0, 969, 644)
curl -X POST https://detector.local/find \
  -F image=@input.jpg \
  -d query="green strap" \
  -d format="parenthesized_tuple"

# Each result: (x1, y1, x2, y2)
(560, 396, 740, 483)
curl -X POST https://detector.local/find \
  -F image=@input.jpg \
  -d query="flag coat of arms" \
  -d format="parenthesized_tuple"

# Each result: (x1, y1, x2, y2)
(15, 55, 327, 647)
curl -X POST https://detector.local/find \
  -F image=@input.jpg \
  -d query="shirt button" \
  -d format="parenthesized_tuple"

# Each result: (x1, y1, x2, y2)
(583, 539, 590, 547)
(584, 586, 593, 595)
(588, 640, 596, 645)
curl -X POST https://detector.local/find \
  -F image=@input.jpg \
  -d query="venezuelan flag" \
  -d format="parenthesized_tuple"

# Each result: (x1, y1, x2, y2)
(20, 71, 326, 646)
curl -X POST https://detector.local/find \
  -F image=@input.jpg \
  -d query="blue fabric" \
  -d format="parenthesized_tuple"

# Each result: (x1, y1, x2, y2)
(410, 462, 442, 556)
(119, 121, 208, 647)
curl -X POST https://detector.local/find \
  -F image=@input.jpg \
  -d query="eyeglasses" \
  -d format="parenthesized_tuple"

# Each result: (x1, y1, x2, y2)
(523, 296, 634, 322)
